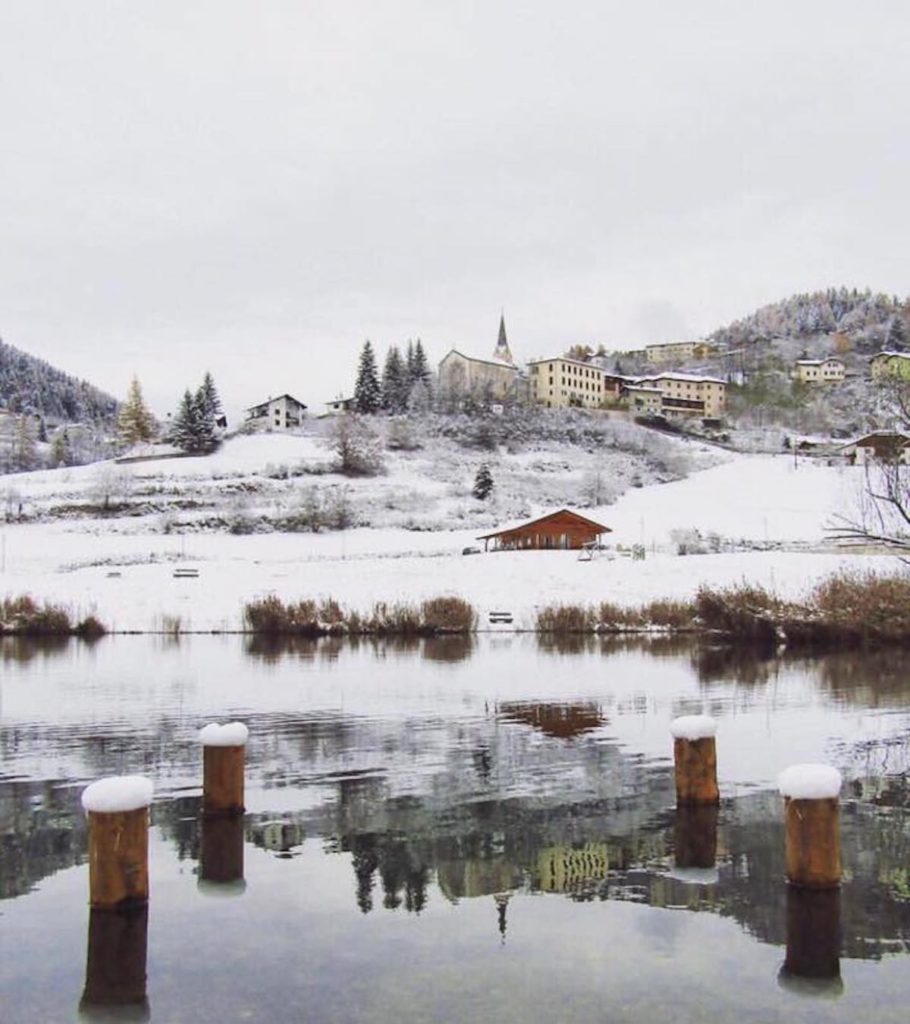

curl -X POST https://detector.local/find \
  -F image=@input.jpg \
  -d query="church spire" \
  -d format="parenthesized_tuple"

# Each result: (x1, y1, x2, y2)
(493, 312, 514, 365)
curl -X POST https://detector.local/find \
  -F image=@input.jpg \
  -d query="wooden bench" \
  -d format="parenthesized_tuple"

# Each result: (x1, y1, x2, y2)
(488, 611, 513, 624)
(173, 568, 200, 579)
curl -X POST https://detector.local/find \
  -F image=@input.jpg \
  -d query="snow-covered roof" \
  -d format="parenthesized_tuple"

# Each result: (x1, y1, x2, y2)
(837, 430, 910, 450)
(795, 358, 843, 367)
(527, 355, 609, 372)
(871, 350, 910, 361)
(477, 507, 612, 541)
(636, 372, 726, 385)
(440, 349, 518, 370)
(246, 394, 307, 412)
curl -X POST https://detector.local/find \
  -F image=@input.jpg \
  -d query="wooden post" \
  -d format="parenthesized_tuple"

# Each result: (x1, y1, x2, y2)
(80, 905, 149, 1017)
(81, 777, 153, 910)
(670, 716, 719, 805)
(200, 722, 248, 816)
(779, 764, 842, 890)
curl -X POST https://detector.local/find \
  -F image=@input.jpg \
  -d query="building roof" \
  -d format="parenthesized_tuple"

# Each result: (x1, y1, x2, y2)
(477, 507, 612, 541)
(527, 355, 606, 371)
(245, 393, 307, 412)
(871, 350, 910, 361)
(440, 348, 521, 371)
(838, 430, 910, 450)
(636, 372, 726, 385)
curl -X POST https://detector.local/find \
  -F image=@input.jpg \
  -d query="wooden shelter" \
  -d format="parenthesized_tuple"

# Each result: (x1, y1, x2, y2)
(477, 508, 612, 552)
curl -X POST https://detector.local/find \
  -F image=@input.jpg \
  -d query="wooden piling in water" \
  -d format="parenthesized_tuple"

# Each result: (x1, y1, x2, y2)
(200, 722, 249, 816)
(81, 777, 153, 910)
(778, 764, 842, 890)
(201, 813, 245, 885)
(674, 803, 718, 869)
(670, 716, 719, 805)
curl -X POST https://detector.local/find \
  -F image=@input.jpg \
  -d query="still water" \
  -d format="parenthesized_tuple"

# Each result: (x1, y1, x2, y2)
(2, 634, 910, 1023)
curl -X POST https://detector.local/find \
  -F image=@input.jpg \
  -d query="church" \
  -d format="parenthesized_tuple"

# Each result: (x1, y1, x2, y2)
(437, 315, 521, 401)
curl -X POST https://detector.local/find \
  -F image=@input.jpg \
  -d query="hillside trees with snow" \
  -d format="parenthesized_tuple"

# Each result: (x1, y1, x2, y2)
(327, 413, 385, 476)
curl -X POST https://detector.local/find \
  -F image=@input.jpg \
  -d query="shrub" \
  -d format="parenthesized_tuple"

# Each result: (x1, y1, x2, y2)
(536, 604, 595, 632)
(0, 595, 73, 635)
(645, 599, 696, 630)
(75, 615, 108, 640)
(420, 596, 477, 633)
(694, 583, 784, 641)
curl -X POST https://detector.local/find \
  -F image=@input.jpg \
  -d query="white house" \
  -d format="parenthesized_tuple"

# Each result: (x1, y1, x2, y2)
(245, 394, 307, 431)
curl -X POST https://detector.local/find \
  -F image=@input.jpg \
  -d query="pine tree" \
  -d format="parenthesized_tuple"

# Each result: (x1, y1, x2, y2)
(198, 371, 223, 425)
(354, 341, 381, 414)
(12, 415, 37, 471)
(410, 339, 431, 391)
(171, 389, 203, 453)
(472, 463, 494, 500)
(117, 376, 156, 446)
(381, 346, 407, 412)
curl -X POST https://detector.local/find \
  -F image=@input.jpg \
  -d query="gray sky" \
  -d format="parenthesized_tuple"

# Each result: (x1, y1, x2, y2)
(2, 0, 908, 420)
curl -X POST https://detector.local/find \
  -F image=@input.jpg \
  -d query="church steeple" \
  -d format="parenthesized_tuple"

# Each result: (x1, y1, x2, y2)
(493, 312, 514, 365)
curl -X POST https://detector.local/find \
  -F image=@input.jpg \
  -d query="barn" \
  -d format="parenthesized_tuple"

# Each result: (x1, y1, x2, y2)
(477, 508, 612, 552)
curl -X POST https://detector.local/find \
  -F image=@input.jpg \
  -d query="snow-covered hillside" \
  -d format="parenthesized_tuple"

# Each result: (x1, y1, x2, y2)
(0, 420, 895, 633)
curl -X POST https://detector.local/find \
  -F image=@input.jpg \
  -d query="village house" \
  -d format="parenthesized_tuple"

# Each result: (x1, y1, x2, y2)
(793, 358, 845, 384)
(623, 383, 663, 417)
(870, 350, 910, 381)
(634, 372, 726, 419)
(324, 395, 355, 415)
(645, 340, 715, 365)
(245, 394, 307, 431)
(527, 356, 624, 410)
(838, 431, 910, 465)
(477, 508, 612, 551)
(437, 315, 520, 400)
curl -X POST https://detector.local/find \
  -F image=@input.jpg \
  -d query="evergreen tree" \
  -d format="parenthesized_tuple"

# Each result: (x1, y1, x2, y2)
(117, 376, 156, 446)
(472, 463, 494, 500)
(381, 346, 407, 412)
(12, 415, 37, 472)
(171, 389, 204, 453)
(354, 341, 381, 413)
(410, 339, 431, 391)
(888, 316, 906, 349)
(198, 371, 223, 425)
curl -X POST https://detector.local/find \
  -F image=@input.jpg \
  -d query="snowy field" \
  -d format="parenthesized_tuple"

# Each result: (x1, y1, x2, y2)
(0, 429, 897, 632)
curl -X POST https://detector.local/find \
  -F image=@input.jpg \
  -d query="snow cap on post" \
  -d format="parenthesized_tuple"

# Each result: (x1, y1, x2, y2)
(778, 764, 842, 801)
(81, 775, 154, 814)
(199, 722, 249, 747)
(670, 714, 717, 741)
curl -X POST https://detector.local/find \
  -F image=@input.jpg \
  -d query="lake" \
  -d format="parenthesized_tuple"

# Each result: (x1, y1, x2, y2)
(2, 634, 910, 1022)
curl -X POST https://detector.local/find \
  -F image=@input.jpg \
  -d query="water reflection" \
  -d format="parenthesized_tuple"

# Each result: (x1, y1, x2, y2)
(5, 634, 910, 977)
(778, 888, 843, 998)
(79, 906, 150, 1021)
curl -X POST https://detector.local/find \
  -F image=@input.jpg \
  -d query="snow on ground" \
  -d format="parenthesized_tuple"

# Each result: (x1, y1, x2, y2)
(0, 437, 895, 632)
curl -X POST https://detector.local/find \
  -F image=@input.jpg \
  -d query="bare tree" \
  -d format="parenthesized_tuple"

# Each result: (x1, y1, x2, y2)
(326, 414, 384, 476)
(829, 376, 910, 554)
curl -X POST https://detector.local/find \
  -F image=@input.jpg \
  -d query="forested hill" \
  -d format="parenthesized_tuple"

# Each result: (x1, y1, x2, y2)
(709, 288, 908, 353)
(0, 336, 118, 424)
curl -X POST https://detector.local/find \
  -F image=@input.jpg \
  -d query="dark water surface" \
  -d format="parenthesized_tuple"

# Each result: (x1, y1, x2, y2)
(2, 635, 910, 1022)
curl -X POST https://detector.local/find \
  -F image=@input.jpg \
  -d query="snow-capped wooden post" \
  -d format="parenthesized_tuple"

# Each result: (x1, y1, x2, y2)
(778, 764, 842, 889)
(670, 715, 719, 805)
(779, 887, 842, 995)
(80, 905, 149, 1015)
(81, 776, 153, 909)
(201, 722, 248, 816)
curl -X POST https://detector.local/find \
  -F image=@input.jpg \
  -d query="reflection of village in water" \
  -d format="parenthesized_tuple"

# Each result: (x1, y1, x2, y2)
(4, 633, 910, 968)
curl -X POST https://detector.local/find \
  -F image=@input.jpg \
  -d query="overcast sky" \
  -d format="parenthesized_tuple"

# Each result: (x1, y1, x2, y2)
(2, 1, 908, 420)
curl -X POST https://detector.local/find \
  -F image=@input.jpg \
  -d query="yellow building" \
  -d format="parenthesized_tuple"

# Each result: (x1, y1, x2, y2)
(645, 340, 714, 365)
(528, 357, 623, 409)
(870, 351, 910, 381)
(794, 358, 845, 384)
(624, 383, 663, 416)
(636, 373, 726, 419)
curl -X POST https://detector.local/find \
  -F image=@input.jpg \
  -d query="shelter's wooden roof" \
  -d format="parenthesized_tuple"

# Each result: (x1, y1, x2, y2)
(477, 508, 612, 541)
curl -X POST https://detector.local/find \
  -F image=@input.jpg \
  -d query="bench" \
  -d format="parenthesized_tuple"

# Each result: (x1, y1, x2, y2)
(488, 611, 513, 624)
(173, 568, 200, 579)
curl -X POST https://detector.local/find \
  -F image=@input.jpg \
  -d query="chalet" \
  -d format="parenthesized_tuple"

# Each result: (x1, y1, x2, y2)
(870, 350, 910, 381)
(477, 508, 612, 552)
(838, 431, 910, 465)
(793, 358, 845, 384)
(245, 394, 307, 431)
(324, 395, 356, 415)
